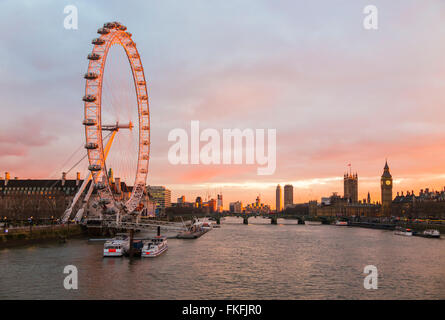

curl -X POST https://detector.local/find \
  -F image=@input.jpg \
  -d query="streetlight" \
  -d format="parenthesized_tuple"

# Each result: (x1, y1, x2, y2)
(28, 216, 33, 233)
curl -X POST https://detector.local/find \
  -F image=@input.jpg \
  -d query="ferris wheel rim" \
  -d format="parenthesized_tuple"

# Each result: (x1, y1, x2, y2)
(83, 22, 150, 215)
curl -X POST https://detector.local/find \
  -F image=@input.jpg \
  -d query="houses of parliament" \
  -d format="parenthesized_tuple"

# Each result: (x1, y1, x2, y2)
(313, 161, 393, 217)
(311, 160, 445, 218)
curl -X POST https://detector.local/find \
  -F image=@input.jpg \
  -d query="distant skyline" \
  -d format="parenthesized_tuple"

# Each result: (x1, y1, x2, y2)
(2, 1, 445, 209)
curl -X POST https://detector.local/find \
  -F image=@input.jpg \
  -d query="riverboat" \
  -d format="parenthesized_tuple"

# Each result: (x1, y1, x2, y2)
(394, 227, 413, 236)
(141, 236, 168, 257)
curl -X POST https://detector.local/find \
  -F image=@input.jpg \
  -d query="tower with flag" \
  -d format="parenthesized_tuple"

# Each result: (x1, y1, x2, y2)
(344, 163, 358, 203)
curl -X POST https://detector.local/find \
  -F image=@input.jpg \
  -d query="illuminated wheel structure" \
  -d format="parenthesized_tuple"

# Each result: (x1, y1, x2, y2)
(83, 22, 149, 219)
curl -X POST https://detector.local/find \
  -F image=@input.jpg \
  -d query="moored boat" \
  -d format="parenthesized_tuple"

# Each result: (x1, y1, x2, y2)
(177, 218, 210, 239)
(304, 220, 322, 225)
(202, 221, 213, 230)
(103, 241, 125, 257)
(414, 229, 441, 239)
(422, 229, 440, 238)
(141, 236, 168, 257)
(394, 227, 413, 236)
(103, 233, 129, 257)
(335, 220, 348, 226)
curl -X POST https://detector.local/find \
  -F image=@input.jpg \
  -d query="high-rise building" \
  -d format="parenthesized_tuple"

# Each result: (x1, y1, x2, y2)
(381, 160, 393, 216)
(147, 186, 171, 214)
(276, 184, 283, 212)
(344, 172, 358, 203)
(255, 195, 261, 207)
(284, 184, 293, 208)
(177, 195, 185, 204)
(195, 196, 203, 208)
(208, 198, 217, 212)
(217, 194, 223, 212)
(229, 201, 243, 213)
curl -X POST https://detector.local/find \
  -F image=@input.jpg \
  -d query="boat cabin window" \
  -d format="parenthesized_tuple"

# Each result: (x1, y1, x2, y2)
(105, 245, 121, 249)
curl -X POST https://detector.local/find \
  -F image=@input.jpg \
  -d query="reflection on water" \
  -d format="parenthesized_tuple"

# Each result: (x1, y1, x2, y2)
(1, 217, 444, 299)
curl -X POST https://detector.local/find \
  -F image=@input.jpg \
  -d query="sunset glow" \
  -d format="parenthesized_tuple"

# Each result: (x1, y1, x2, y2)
(2, 1, 445, 209)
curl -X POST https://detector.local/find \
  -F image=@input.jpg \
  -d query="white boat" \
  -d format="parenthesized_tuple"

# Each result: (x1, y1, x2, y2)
(190, 218, 212, 231)
(394, 227, 413, 236)
(103, 233, 129, 257)
(422, 229, 440, 238)
(305, 220, 322, 225)
(335, 220, 348, 226)
(202, 221, 213, 230)
(141, 236, 168, 257)
(103, 241, 125, 257)
(177, 218, 210, 239)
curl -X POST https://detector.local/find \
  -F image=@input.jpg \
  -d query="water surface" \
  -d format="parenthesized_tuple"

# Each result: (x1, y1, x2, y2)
(1, 217, 444, 299)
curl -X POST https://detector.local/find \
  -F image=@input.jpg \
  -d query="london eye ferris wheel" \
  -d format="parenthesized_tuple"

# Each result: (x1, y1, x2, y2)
(82, 21, 150, 218)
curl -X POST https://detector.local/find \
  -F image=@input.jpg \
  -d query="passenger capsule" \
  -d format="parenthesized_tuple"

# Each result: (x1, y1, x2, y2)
(85, 142, 99, 150)
(84, 72, 99, 80)
(141, 126, 149, 131)
(134, 66, 142, 72)
(92, 38, 105, 45)
(82, 119, 97, 126)
(138, 81, 145, 86)
(141, 110, 149, 116)
(142, 140, 149, 145)
(97, 27, 110, 34)
(140, 95, 148, 100)
(88, 164, 102, 172)
(87, 53, 101, 60)
(104, 22, 116, 29)
(82, 95, 97, 102)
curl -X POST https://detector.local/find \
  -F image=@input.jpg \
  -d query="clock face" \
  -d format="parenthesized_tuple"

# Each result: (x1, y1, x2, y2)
(385, 180, 391, 186)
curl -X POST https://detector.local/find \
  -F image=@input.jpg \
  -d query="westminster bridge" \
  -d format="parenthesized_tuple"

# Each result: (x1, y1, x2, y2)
(206, 212, 336, 225)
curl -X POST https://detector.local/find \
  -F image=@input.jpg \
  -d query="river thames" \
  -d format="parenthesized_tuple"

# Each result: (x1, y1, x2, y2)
(1, 217, 444, 299)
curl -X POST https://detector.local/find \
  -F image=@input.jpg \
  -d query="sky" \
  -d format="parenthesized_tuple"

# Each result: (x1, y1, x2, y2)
(1, 0, 445, 209)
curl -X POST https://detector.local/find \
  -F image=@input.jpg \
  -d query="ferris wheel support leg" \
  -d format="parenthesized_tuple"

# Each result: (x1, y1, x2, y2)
(61, 170, 92, 223)
(74, 178, 95, 222)
(116, 210, 120, 226)
(82, 131, 117, 224)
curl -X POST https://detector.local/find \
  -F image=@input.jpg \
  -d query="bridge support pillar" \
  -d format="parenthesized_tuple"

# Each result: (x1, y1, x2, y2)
(243, 217, 249, 225)
(271, 216, 277, 225)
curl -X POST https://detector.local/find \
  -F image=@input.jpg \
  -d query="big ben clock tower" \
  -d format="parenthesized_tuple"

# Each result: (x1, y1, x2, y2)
(381, 160, 393, 216)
